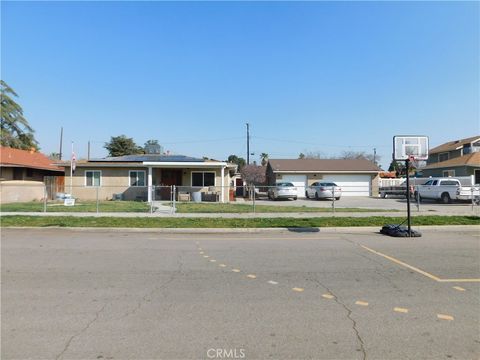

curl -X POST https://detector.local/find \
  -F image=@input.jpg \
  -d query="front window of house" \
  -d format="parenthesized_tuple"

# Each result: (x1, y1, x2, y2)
(85, 170, 101, 187)
(192, 172, 215, 187)
(129, 170, 146, 187)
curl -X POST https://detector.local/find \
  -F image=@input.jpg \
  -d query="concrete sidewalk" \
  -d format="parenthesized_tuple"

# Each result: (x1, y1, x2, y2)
(1, 209, 479, 218)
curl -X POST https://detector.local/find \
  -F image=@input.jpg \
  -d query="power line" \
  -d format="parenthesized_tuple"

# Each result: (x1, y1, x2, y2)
(252, 136, 390, 149)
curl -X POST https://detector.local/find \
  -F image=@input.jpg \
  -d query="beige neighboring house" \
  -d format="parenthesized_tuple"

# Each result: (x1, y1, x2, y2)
(266, 158, 381, 197)
(60, 154, 237, 203)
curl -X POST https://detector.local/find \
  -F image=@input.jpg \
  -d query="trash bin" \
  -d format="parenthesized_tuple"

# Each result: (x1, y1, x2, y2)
(191, 191, 202, 203)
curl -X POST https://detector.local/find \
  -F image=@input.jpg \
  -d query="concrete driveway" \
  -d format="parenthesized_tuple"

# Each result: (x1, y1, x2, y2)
(250, 196, 480, 216)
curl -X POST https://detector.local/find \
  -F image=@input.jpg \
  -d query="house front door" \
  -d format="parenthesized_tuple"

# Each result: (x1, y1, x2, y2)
(161, 169, 182, 186)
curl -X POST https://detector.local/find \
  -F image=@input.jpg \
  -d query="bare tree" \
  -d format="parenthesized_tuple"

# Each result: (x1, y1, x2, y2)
(339, 150, 380, 164)
(304, 151, 327, 159)
(240, 164, 266, 185)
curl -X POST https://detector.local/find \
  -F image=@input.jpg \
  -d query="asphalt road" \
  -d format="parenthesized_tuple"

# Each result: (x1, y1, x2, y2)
(2, 228, 479, 360)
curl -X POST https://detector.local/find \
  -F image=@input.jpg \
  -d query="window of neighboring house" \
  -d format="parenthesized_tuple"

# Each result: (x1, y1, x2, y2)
(443, 170, 455, 177)
(192, 172, 216, 187)
(85, 170, 101, 187)
(129, 170, 146, 187)
(438, 152, 450, 162)
(13, 168, 23, 180)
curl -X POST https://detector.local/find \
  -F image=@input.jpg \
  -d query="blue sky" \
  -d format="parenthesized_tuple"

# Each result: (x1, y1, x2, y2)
(2, 1, 479, 169)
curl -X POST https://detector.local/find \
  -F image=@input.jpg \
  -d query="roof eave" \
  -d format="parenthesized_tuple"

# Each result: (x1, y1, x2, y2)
(272, 170, 380, 174)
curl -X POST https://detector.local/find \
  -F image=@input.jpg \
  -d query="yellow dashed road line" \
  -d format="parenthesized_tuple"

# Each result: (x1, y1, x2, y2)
(453, 286, 466, 291)
(437, 314, 454, 321)
(209, 259, 216, 263)
(292, 287, 304, 292)
(394, 307, 409, 314)
(268, 281, 279, 285)
(247, 274, 257, 279)
(219, 264, 227, 268)
(355, 300, 369, 306)
(203, 255, 209, 258)
(232, 269, 241, 273)
(322, 294, 335, 299)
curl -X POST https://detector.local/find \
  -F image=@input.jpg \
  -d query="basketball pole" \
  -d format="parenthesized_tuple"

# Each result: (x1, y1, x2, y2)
(405, 158, 412, 237)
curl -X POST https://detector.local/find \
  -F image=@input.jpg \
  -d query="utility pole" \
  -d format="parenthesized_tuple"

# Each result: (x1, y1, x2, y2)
(59, 127, 63, 160)
(373, 148, 377, 166)
(88, 141, 91, 161)
(246, 123, 250, 165)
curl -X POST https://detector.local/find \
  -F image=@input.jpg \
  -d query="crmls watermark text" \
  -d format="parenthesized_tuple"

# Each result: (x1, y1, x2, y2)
(206, 348, 246, 359)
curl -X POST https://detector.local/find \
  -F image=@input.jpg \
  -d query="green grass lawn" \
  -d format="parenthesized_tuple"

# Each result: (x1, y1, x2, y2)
(1, 215, 478, 228)
(174, 203, 396, 213)
(1, 201, 397, 213)
(0, 201, 150, 213)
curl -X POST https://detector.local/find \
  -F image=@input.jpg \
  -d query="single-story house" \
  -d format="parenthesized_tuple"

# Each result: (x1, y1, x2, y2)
(422, 136, 480, 183)
(0, 146, 64, 181)
(266, 158, 381, 197)
(60, 154, 237, 203)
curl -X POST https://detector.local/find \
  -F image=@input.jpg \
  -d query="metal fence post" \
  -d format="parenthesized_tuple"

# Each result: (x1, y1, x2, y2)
(43, 185, 47, 213)
(416, 186, 420, 212)
(252, 185, 256, 215)
(472, 186, 474, 212)
(95, 186, 100, 214)
(173, 185, 176, 214)
(150, 186, 154, 214)
(332, 187, 336, 215)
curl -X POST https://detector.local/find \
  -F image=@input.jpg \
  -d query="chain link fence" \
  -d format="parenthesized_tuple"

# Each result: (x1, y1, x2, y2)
(1, 182, 478, 214)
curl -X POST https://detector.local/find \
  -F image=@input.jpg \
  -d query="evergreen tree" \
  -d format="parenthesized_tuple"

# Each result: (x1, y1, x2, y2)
(0, 80, 39, 150)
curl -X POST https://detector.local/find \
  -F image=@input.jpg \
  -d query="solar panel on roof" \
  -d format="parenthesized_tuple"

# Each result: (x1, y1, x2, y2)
(90, 154, 205, 162)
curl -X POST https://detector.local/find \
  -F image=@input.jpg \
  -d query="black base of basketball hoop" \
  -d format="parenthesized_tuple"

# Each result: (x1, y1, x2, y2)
(380, 224, 422, 237)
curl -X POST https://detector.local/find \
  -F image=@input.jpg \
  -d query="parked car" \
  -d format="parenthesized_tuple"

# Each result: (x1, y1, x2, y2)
(415, 178, 480, 204)
(306, 182, 342, 200)
(268, 182, 298, 200)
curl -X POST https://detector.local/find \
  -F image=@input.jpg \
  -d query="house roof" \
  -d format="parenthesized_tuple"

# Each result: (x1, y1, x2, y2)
(58, 154, 236, 169)
(268, 158, 381, 173)
(429, 135, 480, 154)
(423, 152, 480, 170)
(90, 154, 205, 162)
(0, 146, 64, 172)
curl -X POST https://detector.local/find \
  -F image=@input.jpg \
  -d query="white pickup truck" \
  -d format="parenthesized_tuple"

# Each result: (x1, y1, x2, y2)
(414, 178, 480, 204)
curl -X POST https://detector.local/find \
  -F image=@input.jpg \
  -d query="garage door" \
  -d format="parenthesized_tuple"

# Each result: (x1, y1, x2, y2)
(279, 175, 307, 198)
(322, 174, 371, 196)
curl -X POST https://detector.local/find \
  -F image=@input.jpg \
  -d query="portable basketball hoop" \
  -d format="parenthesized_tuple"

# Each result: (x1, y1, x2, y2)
(387, 136, 430, 237)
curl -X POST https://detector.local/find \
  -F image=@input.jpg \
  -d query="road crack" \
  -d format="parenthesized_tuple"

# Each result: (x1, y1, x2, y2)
(55, 303, 107, 360)
(307, 278, 367, 360)
(118, 253, 184, 320)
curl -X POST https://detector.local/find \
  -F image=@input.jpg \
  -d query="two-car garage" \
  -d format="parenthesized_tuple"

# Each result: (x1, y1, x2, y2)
(267, 159, 380, 198)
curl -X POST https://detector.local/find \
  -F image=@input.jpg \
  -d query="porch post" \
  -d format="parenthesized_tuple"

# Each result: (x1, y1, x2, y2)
(220, 165, 225, 203)
(148, 166, 153, 203)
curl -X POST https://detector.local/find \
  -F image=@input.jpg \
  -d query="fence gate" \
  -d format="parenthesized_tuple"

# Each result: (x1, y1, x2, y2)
(44, 176, 65, 200)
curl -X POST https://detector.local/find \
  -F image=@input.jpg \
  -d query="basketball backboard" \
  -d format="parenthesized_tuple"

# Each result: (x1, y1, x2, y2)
(393, 136, 429, 161)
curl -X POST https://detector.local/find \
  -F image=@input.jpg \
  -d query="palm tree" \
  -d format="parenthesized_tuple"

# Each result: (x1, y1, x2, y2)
(0, 80, 38, 150)
(260, 152, 269, 166)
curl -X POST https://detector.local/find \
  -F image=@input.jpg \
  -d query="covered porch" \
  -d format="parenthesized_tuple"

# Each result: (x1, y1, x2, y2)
(145, 161, 233, 203)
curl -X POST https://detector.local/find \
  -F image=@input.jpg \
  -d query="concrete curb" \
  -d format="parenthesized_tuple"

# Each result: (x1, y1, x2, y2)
(2, 225, 477, 234)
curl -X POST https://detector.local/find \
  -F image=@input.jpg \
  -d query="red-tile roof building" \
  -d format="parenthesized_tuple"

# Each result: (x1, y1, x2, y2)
(0, 146, 64, 181)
